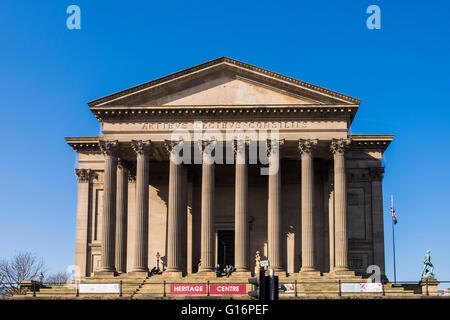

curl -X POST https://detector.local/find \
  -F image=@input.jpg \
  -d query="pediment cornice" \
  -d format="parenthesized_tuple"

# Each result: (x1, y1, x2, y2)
(66, 136, 100, 152)
(87, 57, 361, 109)
(92, 104, 358, 122)
(349, 134, 394, 151)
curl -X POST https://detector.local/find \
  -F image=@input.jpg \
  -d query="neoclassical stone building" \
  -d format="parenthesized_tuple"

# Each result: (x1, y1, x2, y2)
(66, 57, 392, 279)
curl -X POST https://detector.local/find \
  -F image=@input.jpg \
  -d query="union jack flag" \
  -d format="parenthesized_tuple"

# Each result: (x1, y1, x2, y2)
(391, 197, 397, 224)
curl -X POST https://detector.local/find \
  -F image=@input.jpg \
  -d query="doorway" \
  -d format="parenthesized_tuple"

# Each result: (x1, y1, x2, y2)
(217, 230, 234, 267)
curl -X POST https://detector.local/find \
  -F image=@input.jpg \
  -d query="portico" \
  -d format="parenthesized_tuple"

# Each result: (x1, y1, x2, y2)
(68, 57, 392, 280)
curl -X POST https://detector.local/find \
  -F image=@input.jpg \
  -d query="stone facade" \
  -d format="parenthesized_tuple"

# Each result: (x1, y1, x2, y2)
(67, 57, 392, 279)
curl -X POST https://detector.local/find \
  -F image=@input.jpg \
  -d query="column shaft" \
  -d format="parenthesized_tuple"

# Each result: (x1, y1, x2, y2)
(234, 142, 249, 273)
(301, 152, 315, 271)
(267, 147, 282, 271)
(98, 141, 118, 274)
(115, 162, 128, 274)
(131, 140, 151, 274)
(328, 165, 335, 273)
(199, 152, 215, 272)
(331, 138, 351, 273)
(75, 169, 92, 277)
(298, 139, 318, 274)
(334, 152, 348, 270)
(166, 152, 183, 273)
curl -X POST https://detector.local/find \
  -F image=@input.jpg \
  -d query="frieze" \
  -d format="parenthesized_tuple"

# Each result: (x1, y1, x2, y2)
(140, 120, 309, 131)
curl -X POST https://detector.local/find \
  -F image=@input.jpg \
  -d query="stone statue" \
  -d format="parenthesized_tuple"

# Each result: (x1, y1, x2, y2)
(421, 250, 435, 278)
(254, 251, 261, 274)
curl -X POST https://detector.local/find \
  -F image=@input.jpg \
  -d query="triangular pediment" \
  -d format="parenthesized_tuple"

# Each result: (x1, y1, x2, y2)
(89, 57, 360, 108)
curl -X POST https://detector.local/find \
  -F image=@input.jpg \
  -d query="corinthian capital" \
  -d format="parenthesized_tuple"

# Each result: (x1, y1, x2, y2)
(75, 169, 91, 183)
(233, 139, 247, 155)
(298, 139, 318, 155)
(197, 139, 216, 153)
(164, 140, 184, 154)
(99, 140, 119, 156)
(131, 140, 153, 156)
(117, 158, 132, 171)
(330, 138, 351, 155)
(266, 139, 285, 157)
(128, 173, 136, 183)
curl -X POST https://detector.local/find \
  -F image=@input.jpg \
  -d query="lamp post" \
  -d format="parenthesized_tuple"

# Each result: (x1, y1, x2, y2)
(156, 252, 160, 270)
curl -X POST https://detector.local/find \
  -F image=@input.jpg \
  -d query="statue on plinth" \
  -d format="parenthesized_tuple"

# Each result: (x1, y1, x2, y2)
(254, 251, 261, 275)
(421, 250, 435, 278)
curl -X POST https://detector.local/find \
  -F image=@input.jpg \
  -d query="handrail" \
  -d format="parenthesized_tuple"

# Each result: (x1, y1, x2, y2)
(1, 278, 447, 298)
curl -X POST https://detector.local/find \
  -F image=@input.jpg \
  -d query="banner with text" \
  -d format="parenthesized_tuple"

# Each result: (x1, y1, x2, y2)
(210, 284, 247, 295)
(170, 284, 207, 295)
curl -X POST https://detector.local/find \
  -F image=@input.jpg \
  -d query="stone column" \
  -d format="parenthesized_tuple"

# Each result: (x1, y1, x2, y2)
(330, 138, 353, 275)
(234, 140, 250, 274)
(369, 167, 386, 277)
(97, 140, 119, 276)
(198, 140, 215, 273)
(186, 173, 194, 274)
(126, 170, 136, 272)
(74, 169, 92, 277)
(298, 139, 319, 276)
(165, 140, 184, 276)
(130, 140, 152, 275)
(267, 140, 284, 272)
(115, 159, 129, 274)
(328, 165, 335, 273)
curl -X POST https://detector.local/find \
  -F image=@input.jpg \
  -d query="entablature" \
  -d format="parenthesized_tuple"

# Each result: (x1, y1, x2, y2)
(91, 104, 358, 123)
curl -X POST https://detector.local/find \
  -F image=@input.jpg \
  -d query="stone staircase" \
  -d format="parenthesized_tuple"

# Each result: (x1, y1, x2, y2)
(132, 273, 252, 299)
(18, 273, 423, 299)
(23, 277, 145, 299)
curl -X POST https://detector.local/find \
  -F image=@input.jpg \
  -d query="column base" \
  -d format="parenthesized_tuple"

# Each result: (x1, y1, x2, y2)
(332, 266, 355, 277)
(299, 267, 321, 278)
(127, 270, 149, 277)
(195, 271, 217, 278)
(162, 270, 183, 278)
(198, 266, 215, 273)
(232, 269, 252, 278)
(93, 269, 117, 278)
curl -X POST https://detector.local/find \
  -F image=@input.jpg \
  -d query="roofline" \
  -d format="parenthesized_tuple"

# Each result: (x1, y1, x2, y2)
(87, 57, 361, 108)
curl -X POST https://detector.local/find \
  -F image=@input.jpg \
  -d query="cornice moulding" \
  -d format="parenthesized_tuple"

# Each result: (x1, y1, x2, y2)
(91, 104, 359, 122)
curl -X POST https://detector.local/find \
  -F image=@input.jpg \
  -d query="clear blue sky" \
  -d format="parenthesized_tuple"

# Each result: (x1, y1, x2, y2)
(0, 1, 449, 284)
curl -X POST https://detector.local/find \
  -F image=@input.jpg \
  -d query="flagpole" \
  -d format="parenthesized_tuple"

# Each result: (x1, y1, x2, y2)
(391, 195, 397, 284)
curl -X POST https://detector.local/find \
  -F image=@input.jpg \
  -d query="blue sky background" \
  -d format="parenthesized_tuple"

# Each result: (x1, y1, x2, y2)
(0, 1, 449, 285)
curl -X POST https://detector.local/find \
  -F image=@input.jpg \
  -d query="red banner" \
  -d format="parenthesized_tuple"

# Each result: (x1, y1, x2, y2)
(210, 284, 247, 295)
(170, 284, 206, 295)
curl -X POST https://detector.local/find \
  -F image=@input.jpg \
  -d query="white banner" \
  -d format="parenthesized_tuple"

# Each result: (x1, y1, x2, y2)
(341, 283, 382, 293)
(79, 283, 120, 294)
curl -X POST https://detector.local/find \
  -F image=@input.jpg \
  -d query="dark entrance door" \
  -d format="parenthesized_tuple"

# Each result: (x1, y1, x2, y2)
(217, 230, 234, 267)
